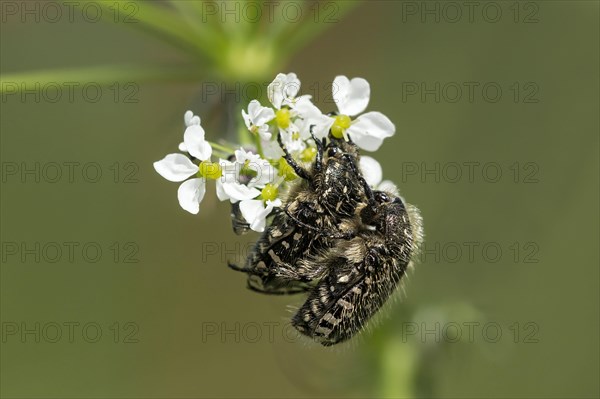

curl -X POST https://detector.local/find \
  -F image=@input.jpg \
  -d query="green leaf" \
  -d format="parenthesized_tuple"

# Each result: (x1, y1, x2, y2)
(0, 65, 200, 93)
(78, 0, 222, 63)
(168, 0, 227, 49)
(276, 0, 363, 59)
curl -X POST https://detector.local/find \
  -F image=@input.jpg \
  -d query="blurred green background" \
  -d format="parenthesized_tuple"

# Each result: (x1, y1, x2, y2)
(1, 1, 598, 398)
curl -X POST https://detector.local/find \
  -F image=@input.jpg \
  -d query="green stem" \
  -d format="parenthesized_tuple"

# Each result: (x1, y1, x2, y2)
(254, 133, 264, 158)
(208, 141, 236, 154)
(211, 150, 230, 160)
(235, 102, 253, 147)
(379, 338, 417, 398)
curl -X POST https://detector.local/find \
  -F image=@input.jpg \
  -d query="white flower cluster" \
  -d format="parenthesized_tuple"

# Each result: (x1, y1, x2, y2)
(154, 73, 396, 232)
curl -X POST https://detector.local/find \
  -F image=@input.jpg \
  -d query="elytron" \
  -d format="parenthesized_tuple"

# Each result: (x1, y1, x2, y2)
(229, 131, 423, 345)
(292, 186, 423, 345)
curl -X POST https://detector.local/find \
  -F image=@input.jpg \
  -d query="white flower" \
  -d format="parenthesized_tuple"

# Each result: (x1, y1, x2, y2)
(234, 147, 261, 164)
(215, 158, 261, 203)
(177, 110, 212, 160)
(331, 76, 396, 152)
(242, 100, 275, 140)
(249, 159, 278, 188)
(231, 147, 283, 233)
(267, 73, 329, 153)
(359, 156, 397, 194)
(268, 73, 301, 109)
(154, 117, 220, 214)
(234, 148, 278, 188)
(262, 73, 344, 155)
(153, 154, 206, 214)
(216, 149, 278, 203)
(240, 198, 282, 233)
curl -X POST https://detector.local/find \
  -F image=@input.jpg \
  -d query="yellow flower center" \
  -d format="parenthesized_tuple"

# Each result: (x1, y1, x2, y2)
(275, 108, 291, 129)
(291, 131, 300, 140)
(198, 161, 222, 180)
(300, 147, 317, 162)
(261, 184, 279, 201)
(278, 158, 298, 181)
(330, 114, 352, 138)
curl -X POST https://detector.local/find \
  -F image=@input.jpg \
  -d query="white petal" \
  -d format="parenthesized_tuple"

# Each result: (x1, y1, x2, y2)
(280, 129, 305, 153)
(178, 142, 187, 152)
(360, 156, 383, 188)
(239, 200, 267, 232)
(235, 148, 261, 164)
(291, 119, 311, 141)
(216, 158, 238, 201)
(254, 107, 275, 127)
(378, 180, 399, 196)
(184, 125, 212, 161)
(219, 158, 237, 177)
(184, 110, 193, 126)
(293, 96, 320, 117)
(177, 178, 206, 214)
(293, 96, 334, 139)
(262, 139, 284, 159)
(268, 73, 301, 109)
(248, 100, 275, 126)
(300, 114, 334, 140)
(223, 181, 261, 202)
(266, 198, 282, 208)
(252, 199, 281, 232)
(215, 178, 229, 201)
(153, 154, 198, 182)
(332, 76, 350, 112)
(282, 73, 301, 107)
(347, 112, 395, 152)
(248, 160, 278, 188)
(285, 73, 301, 99)
(184, 110, 200, 127)
(219, 158, 239, 182)
(241, 109, 252, 130)
(184, 123, 204, 142)
(315, 118, 335, 139)
(258, 125, 272, 141)
(333, 76, 370, 116)
(240, 198, 281, 233)
(267, 74, 286, 109)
